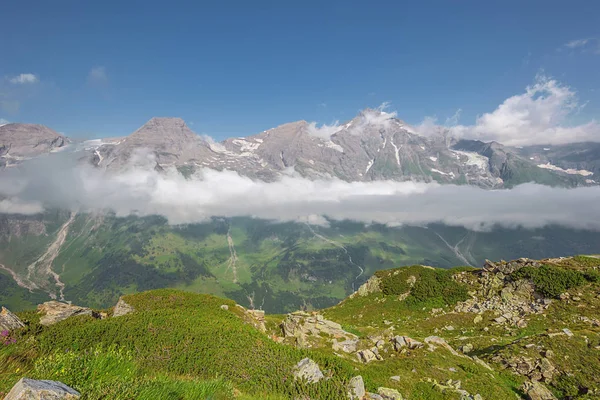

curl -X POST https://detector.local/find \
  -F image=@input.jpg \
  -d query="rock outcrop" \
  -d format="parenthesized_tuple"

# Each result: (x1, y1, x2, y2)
(112, 297, 135, 317)
(376, 387, 404, 400)
(293, 358, 324, 383)
(246, 309, 266, 332)
(281, 311, 357, 348)
(392, 335, 423, 351)
(0, 307, 25, 331)
(38, 301, 99, 326)
(350, 275, 382, 298)
(522, 381, 558, 400)
(454, 258, 552, 327)
(4, 378, 80, 399)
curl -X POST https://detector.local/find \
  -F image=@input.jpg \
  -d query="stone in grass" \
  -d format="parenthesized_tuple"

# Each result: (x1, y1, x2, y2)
(347, 376, 366, 400)
(4, 378, 80, 399)
(293, 358, 324, 383)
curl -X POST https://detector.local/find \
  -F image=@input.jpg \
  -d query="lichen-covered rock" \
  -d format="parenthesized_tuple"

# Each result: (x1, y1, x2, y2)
(351, 275, 382, 298)
(281, 311, 356, 349)
(357, 348, 382, 363)
(246, 309, 266, 332)
(333, 338, 359, 353)
(424, 336, 461, 356)
(4, 378, 80, 399)
(347, 376, 366, 400)
(112, 297, 135, 317)
(293, 358, 324, 383)
(37, 301, 99, 326)
(0, 307, 25, 331)
(522, 381, 558, 400)
(392, 335, 423, 351)
(377, 387, 403, 399)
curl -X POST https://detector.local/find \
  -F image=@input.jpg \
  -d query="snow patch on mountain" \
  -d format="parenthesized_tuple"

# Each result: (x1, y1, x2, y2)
(537, 163, 593, 176)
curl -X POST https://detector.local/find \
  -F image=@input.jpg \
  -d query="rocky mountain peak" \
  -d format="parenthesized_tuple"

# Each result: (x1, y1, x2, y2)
(0, 123, 67, 160)
(128, 117, 197, 142)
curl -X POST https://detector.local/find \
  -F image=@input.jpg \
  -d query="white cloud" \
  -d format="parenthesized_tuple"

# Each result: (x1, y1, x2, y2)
(0, 118, 9, 126)
(306, 121, 341, 140)
(88, 66, 108, 84)
(9, 73, 38, 84)
(562, 38, 600, 54)
(2, 150, 600, 232)
(416, 75, 600, 146)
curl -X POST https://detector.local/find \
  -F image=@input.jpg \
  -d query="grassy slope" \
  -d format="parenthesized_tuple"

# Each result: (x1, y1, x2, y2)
(2, 256, 600, 398)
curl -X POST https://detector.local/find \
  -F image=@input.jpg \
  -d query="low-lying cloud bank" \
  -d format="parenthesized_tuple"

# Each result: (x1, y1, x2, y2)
(1, 152, 599, 231)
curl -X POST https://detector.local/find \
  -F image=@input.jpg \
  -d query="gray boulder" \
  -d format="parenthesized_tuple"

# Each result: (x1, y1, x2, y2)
(523, 381, 558, 400)
(377, 387, 403, 400)
(347, 376, 366, 400)
(112, 297, 135, 317)
(0, 307, 25, 331)
(4, 378, 80, 399)
(293, 358, 324, 383)
(37, 301, 98, 326)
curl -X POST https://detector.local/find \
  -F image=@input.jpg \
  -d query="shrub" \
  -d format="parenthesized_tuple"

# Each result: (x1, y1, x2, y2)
(513, 265, 586, 298)
(376, 266, 469, 308)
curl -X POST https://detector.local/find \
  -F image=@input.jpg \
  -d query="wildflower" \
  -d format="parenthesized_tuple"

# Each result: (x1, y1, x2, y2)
(0, 330, 9, 337)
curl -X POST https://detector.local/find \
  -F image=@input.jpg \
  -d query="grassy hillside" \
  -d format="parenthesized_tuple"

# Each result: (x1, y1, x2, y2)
(2, 212, 600, 314)
(2, 255, 600, 399)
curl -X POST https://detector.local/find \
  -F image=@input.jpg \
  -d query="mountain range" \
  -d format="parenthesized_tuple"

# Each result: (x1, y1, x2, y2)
(1, 110, 600, 314)
(2, 109, 598, 188)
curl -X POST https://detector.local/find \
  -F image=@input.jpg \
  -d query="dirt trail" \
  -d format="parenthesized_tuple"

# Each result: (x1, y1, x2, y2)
(305, 223, 364, 290)
(26, 212, 76, 301)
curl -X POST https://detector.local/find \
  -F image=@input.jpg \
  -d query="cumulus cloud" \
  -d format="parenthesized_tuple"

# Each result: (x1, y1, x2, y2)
(1, 151, 600, 232)
(306, 121, 341, 140)
(416, 75, 600, 146)
(0, 118, 9, 126)
(88, 66, 108, 85)
(306, 103, 399, 141)
(9, 73, 39, 84)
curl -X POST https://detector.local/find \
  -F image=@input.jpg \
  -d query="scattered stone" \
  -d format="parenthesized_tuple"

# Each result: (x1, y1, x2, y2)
(444, 325, 455, 331)
(459, 343, 474, 354)
(522, 381, 558, 400)
(377, 387, 403, 399)
(562, 328, 574, 337)
(220, 304, 229, 311)
(424, 336, 460, 356)
(4, 378, 80, 399)
(333, 339, 359, 353)
(0, 307, 25, 331)
(390, 376, 401, 382)
(37, 301, 99, 326)
(347, 376, 366, 400)
(113, 297, 135, 317)
(357, 349, 380, 363)
(366, 394, 384, 400)
(392, 335, 423, 351)
(473, 314, 483, 324)
(293, 358, 324, 383)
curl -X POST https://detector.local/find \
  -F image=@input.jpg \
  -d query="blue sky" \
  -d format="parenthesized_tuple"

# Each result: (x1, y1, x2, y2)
(1, 0, 599, 140)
